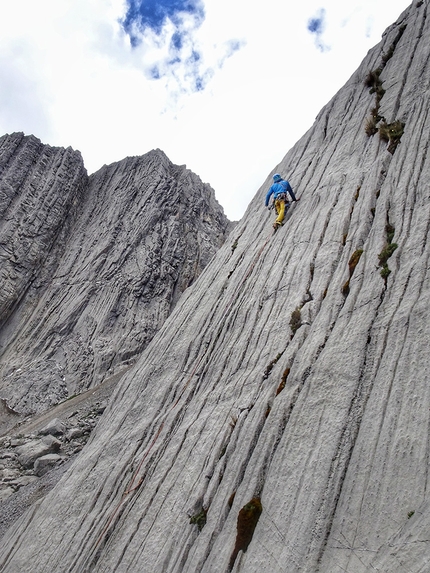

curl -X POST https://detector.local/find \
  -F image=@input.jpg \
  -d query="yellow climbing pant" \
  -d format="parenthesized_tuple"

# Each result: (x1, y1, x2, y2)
(274, 198, 286, 225)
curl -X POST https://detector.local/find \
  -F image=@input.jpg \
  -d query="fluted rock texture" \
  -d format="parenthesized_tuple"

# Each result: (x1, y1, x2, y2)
(0, 134, 230, 416)
(1, 1, 429, 572)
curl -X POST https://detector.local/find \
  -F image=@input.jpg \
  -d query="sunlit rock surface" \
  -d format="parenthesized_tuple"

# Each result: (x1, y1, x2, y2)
(1, 2, 429, 571)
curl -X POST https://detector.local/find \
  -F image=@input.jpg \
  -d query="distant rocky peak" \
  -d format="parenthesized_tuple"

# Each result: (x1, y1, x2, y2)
(0, 134, 230, 418)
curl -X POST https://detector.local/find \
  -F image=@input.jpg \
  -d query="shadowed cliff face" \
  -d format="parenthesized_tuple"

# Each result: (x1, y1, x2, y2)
(0, 137, 230, 415)
(1, 1, 430, 572)
(0, 133, 88, 326)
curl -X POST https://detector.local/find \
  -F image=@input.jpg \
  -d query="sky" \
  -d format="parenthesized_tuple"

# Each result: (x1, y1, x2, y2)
(0, 0, 412, 220)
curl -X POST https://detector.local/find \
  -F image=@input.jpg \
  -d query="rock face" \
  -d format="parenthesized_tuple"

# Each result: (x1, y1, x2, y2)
(0, 379, 115, 539)
(0, 135, 230, 416)
(0, 133, 88, 328)
(1, 1, 429, 572)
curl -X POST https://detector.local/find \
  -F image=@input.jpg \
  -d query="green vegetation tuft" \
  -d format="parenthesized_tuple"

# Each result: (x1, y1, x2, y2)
(379, 120, 403, 141)
(289, 308, 302, 336)
(370, 106, 382, 119)
(374, 86, 386, 101)
(363, 26, 406, 141)
(386, 223, 395, 243)
(379, 120, 405, 153)
(364, 68, 382, 88)
(380, 264, 391, 279)
(365, 116, 379, 137)
(378, 243, 398, 266)
(378, 223, 398, 280)
(190, 508, 207, 531)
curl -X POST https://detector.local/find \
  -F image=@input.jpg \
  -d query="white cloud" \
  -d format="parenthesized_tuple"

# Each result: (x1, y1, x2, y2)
(0, 0, 412, 220)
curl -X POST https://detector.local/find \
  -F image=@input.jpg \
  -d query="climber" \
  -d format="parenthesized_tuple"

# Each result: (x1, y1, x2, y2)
(265, 173, 297, 229)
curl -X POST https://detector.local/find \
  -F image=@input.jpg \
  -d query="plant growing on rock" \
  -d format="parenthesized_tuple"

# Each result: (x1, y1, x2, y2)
(349, 249, 363, 273)
(342, 249, 363, 296)
(365, 70, 385, 102)
(364, 68, 383, 89)
(190, 508, 207, 531)
(365, 116, 379, 137)
(276, 367, 290, 395)
(380, 263, 391, 279)
(363, 26, 405, 140)
(378, 223, 398, 280)
(289, 308, 302, 337)
(379, 120, 405, 154)
(378, 242, 398, 265)
(228, 498, 262, 571)
(386, 223, 395, 243)
(378, 243, 398, 277)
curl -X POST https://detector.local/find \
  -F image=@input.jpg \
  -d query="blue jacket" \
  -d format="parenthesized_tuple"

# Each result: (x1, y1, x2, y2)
(265, 179, 296, 206)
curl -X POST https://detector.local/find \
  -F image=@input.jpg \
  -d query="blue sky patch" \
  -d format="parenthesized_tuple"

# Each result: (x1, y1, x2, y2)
(119, 0, 244, 96)
(171, 31, 183, 51)
(122, 0, 205, 44)
(307, 9, 330, 52)
(150, 66, 161, 79)
(308, 16, 324, 35)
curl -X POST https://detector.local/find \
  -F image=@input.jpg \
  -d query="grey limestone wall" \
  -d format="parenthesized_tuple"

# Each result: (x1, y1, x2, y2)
(0, 138, 230, 416)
